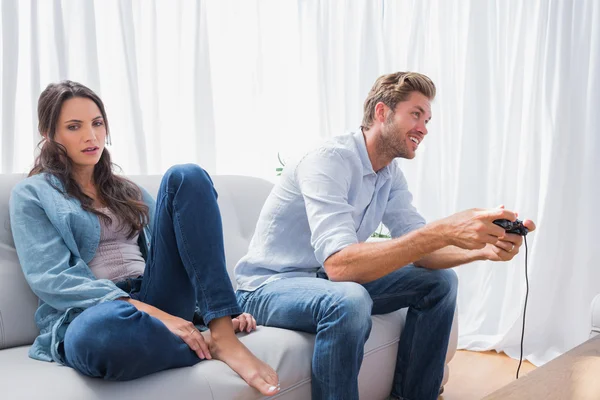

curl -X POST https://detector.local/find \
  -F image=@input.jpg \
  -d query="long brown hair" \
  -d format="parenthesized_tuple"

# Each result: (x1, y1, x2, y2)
(31, 80, 149, 237)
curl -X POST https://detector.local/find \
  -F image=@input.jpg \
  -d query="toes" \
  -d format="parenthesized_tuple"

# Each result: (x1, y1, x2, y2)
(267, 384, 280, 395)
(258, 380, 280, 396)
(263, 369, 279, 386)
(250, 367, 280, 396)
(259, 367, 280, 395)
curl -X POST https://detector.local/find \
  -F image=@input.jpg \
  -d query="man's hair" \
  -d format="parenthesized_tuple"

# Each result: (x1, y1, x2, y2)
(361, 72, 436, 130)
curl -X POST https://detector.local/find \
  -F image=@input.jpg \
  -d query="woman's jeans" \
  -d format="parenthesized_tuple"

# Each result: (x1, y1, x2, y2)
(62, 164, 241, 381)
(237, 266, 458, 400)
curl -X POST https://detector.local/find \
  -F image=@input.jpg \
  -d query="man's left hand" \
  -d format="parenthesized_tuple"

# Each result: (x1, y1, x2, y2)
(480, 218, 536, 262)
(232, 313, 257, 333)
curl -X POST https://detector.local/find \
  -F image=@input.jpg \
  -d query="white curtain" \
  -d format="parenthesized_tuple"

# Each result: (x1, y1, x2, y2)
(1, 0, 215, 175)
(1, 0, 599, 366)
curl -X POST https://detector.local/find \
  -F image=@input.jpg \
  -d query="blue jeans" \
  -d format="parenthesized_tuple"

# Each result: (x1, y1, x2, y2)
(63, 164, 242, 381)
(237, 265, 457, 400)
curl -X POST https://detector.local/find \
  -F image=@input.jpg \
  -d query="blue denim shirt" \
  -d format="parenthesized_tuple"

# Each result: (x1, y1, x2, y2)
(235, 131, 426, 291)
(9, 173, 156, 364)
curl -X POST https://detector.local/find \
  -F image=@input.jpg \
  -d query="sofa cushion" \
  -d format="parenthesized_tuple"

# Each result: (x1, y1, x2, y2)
(0, 174, 39, 349)
(0, 311, 406, 400)
(0, 248, 38, 349)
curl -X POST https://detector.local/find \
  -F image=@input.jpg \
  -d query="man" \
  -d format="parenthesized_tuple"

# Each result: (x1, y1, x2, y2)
(234, 72, 536, 400)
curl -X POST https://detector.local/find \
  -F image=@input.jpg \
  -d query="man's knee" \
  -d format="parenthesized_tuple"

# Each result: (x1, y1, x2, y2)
(419, 268, 458, 310)
(440, 269, 458, 297)
(327, 282, 373, 332)
(437, 268, 458, 298)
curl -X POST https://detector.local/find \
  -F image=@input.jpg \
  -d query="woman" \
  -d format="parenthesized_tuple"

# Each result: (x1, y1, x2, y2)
(9, 81, 279, 395)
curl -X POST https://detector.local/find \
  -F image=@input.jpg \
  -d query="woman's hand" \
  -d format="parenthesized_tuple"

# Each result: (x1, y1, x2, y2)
(232, 313, 257, 333)
(160, 314, 212, 359)
(119, 298, 211, 359)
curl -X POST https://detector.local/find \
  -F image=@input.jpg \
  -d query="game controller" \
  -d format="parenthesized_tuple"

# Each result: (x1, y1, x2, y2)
(493, 219, 528, 236)
(493, 217, 530, 379)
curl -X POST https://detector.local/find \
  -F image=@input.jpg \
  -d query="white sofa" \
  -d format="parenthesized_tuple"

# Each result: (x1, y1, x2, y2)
(0, 173, 457, 399)
(590, 294, 600, 338)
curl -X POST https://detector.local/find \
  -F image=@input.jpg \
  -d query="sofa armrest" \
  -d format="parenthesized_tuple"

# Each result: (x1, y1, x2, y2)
(590, 294, 600, 338)
(442, 307, 459, 387)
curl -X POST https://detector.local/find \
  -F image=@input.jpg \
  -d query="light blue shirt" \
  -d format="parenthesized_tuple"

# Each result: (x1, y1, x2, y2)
(235, 131, 426, 291)
(9, 173, 156, 363)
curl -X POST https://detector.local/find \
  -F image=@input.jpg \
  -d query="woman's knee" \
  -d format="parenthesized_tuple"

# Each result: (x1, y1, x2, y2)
(64, 301, 140, 369)
(165, 164, 213, 190)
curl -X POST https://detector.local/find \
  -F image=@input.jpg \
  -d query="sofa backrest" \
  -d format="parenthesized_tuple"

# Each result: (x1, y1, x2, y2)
(0, 173, 273, 350)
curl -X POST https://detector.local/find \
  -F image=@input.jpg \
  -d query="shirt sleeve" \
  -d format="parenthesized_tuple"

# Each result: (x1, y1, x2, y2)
(382, 166, 427, 238)
(9, 183, 128, 312)
(295, 148, 360, 265)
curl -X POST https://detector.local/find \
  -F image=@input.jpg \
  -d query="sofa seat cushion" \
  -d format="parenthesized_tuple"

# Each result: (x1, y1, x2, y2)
(0, 310, 406, 400)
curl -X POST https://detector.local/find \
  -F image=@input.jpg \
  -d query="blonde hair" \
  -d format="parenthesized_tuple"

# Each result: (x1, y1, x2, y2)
(361, 72, 436, 130)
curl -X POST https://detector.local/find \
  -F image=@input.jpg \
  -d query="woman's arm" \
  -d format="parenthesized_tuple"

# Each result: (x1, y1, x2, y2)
(9, 182, 129, 311)
(118, 298, 257, 359)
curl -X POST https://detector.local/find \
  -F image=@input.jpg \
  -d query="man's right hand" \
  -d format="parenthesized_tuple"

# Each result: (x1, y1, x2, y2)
(437, 208, 518, 250)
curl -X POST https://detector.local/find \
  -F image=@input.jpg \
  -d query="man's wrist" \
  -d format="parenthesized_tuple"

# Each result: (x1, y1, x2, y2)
(423, 220, 453, 249)
(469, 247, 488, 262)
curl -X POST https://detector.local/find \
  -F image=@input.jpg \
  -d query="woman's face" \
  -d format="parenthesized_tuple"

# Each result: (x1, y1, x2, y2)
(52, 97, 106, 171)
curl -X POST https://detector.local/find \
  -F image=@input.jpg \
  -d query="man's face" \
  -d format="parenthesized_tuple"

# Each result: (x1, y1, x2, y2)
(379, 91, 432, 160)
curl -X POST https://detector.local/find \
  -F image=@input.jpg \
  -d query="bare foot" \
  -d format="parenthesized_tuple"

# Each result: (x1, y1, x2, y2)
(203, 320, 280, 396)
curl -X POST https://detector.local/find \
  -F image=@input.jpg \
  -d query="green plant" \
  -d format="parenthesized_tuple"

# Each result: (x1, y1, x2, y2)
(276, 152, 286, 176)
(371, 223, 391, 239)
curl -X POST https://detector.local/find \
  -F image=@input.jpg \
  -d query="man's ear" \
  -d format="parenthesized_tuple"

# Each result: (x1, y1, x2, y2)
(374, 102, 388, 124)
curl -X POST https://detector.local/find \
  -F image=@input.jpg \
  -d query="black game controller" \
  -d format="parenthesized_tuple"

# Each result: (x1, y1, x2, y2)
(493, 219, 528, 236)
(493, 217, 531, 380)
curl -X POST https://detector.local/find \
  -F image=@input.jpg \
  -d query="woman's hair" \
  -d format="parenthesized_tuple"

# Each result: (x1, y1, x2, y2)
(361, 72, 436, 131)
(31, 80, 149, 237)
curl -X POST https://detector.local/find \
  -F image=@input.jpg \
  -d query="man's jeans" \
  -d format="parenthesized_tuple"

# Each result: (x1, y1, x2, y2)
(237, 265, 457, 400)
(63, 164, 242, 381)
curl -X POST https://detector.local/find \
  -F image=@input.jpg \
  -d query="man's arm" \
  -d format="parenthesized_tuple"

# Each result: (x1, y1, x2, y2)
(415, 215, 537, 269)
(324, 222, 449, 283)
(324, 208, 520, 284)
(414, 245, 485, 269)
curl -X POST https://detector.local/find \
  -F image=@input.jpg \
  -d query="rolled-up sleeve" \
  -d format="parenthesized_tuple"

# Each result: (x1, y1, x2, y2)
(382, 168, 426, 238)
(9, 184, 128, 312)
(295, 149, 360, 265)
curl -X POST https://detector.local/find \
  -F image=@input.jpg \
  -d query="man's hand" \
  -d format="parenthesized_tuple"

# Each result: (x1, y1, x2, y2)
(437, 208, 519, 250)
(232, 313, 257, 333)
(479, 218, 536, 262)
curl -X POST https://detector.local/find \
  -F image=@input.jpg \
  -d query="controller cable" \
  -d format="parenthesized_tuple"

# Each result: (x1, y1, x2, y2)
(516, 235, 528, 379)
